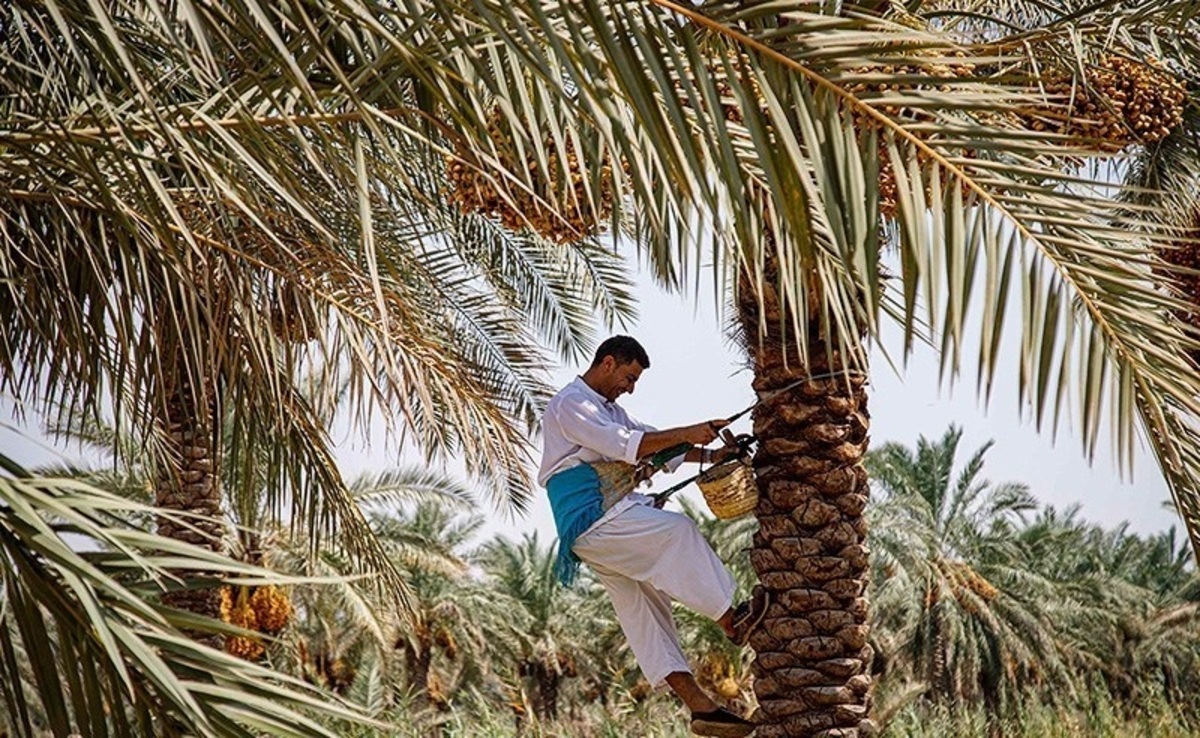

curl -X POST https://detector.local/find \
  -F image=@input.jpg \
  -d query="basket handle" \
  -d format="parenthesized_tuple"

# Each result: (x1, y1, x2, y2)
(699, 429, 739, 472)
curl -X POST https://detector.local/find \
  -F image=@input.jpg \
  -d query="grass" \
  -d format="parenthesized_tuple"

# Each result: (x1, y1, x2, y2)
(883, 686, 1199, 738)
(328, 686, 1200, 738)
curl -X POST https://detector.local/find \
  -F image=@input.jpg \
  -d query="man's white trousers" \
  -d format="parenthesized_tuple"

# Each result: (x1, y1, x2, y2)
(572, 494, 736, 689)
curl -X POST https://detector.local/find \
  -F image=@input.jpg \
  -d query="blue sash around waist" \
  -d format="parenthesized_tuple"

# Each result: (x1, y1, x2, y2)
(546, 464, 604, 587)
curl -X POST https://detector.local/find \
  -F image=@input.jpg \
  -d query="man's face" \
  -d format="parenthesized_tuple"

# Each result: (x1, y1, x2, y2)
(602, 357, 644, 402)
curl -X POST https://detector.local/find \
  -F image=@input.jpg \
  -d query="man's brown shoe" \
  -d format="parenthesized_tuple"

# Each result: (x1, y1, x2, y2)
(691, 707, 755, 737)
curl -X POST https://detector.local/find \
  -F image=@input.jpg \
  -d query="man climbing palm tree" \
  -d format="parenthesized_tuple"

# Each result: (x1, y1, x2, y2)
(539, 335, 769, 737)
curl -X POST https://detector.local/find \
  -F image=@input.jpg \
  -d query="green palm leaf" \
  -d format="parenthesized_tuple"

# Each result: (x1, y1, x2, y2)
(867, 427, 1074, 703)
(2, 0, 642, 609)
(11, 1, 1198, 558)
(0, 457, 382, 738)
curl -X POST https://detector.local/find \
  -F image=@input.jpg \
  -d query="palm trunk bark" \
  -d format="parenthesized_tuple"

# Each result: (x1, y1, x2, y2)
(154, 361, 225, 639)
(522, 660, 560, 721)
(404, 641, 436, 708)
(536, 665, 560, 722)
(740, 281, 875, 737)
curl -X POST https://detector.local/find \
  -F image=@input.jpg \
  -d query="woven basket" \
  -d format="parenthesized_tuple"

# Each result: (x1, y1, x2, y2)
(589, 461, 641, 511)
(696, 459, 758, 520)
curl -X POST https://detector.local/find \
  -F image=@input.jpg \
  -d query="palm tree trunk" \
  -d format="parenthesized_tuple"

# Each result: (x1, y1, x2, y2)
(536, 665, 560, 722)
(154, 361, 225, 637)
(740, 281, 874, 737)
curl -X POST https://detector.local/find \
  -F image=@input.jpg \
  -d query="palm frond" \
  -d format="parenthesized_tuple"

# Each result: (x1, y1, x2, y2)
(402, 1, 1200, 564)
(0, 460, 382, 738)
(0, 0, 634, 603)
(349, 467, 477, 510)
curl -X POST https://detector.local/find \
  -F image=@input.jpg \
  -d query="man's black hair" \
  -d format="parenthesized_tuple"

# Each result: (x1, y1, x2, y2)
(591, 335, 650, 369)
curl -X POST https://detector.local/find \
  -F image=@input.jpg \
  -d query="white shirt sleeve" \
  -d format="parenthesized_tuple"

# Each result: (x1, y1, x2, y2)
(554, 397, 645, 465)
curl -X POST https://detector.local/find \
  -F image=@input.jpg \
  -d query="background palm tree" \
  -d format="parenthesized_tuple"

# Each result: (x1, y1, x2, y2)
(866, 427, 1072, 711)
(269, 468, 506, 711)
(365, 493, 505, 713)
(861, 427, 1200, 733)
(1011, 505, 1200, 713)
(477, 533, 599, 723)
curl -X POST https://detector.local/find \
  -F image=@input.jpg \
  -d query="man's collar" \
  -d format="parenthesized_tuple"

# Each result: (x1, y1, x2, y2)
(572, 375, 612, 406)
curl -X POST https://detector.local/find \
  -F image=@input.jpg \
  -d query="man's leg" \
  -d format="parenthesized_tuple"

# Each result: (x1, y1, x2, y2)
(574, 504, 757, 735)
(578, 506, 768, 643)
(582, 563, 752, 735)
(574, 503, 736, 618)
(574, 511, 719, 695)
(580, 557, 693, 693)
(575, 502, 769, 645)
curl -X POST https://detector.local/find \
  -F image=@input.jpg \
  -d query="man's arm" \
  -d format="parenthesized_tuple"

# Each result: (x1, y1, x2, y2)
(635, 419, 729, 459)
(555, 395, 733, 466)
(556, 400, 647, 464)
(679, 444, 741, 465)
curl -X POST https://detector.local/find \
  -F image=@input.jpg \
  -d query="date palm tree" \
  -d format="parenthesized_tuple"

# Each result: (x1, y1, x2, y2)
(865, 427, 1072, 710)
(280, 473, 512, 713)
(1013, 506, 1200, 709)
(477, 533, 600, 723)
(7, 2, 1200, 737)
(506, 3, 1195, 733)
(363, 489, 515, 713)
(3, 0, 633, 729)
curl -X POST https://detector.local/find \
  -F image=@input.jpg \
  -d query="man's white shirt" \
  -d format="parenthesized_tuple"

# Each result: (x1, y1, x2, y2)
(537, 376, 684, 487)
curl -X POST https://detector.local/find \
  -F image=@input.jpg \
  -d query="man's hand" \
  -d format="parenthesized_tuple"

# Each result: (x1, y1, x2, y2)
(682, 418, 729, 446)
(712, 442, 740, 465)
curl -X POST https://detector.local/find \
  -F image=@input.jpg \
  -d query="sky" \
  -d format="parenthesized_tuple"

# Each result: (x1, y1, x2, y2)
(0, 260, 1180, 547)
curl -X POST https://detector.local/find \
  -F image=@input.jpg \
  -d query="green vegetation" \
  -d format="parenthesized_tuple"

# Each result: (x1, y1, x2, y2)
(4, 0, 1200, 735)
(297, 427, 1200, 736)
(15, 425, 1190, 736)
